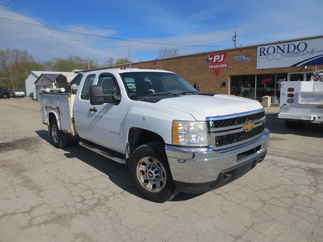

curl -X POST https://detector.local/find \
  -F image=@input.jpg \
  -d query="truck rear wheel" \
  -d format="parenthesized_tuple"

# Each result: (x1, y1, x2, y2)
(129, 142, 175, 202)
(48, 118, 70, 148)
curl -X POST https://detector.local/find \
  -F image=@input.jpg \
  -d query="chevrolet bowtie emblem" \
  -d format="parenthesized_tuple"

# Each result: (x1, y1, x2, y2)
(243, 121, 255, 132)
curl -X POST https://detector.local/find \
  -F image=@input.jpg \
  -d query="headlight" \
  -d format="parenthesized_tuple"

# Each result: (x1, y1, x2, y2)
(172, 121, 208, 146)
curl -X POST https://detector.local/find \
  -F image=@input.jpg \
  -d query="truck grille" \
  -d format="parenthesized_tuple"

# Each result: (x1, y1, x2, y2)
(215, 124, 265, 147)
(208, 110, 265, 149)
(209, 111, 265, 129)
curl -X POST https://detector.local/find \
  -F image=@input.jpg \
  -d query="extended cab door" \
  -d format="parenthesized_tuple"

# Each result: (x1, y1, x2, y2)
(76, 72, 128, 153)
(74, 73, 97, 140)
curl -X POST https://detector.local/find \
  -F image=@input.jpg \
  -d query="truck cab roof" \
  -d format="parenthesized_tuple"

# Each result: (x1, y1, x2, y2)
(84, 68, 175, 75)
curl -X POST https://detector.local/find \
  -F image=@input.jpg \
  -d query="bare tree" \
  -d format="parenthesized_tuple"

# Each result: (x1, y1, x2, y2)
(0, 49, 43, 90)
(105, 57, 115, 67)
(158, 48, 179, 59)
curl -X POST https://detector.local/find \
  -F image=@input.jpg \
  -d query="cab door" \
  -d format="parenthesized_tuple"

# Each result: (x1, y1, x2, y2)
(74, 73, 97, 140)
(78, 72, 128, 153)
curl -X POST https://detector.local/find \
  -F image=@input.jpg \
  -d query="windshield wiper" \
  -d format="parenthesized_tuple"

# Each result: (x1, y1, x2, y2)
(178, 91, 199, 95)
(144, 91, 181, 97)
(131, 91, 198, 100)
(131, 92, 179, 100)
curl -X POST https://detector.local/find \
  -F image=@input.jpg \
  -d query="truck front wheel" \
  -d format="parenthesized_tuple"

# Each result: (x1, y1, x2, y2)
(129, 142, 175, 202)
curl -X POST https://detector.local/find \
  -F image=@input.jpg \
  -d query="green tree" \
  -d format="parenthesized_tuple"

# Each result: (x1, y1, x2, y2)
(47, 56, 98, 72)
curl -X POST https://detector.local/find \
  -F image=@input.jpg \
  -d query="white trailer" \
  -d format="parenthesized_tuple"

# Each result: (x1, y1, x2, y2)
(278, 71, 323, 126)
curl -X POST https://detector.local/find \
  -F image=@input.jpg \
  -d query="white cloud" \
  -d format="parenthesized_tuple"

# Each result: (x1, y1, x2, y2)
(0, 6, 125, 63)
(0, 5, 234, 63)
(66, 25, 116, 37)
(125, 30, 234, 59)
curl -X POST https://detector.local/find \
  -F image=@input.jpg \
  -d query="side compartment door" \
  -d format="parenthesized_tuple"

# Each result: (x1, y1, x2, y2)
(74, 73, 96, 140)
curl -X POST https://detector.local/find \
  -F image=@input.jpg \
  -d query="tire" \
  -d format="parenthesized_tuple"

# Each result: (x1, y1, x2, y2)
(48, 118, 70, 148)
(128, 142, 175, 202)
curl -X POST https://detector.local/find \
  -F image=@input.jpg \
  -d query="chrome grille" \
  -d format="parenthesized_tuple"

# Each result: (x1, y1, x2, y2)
(208, 111, 265, 130)
(215, 124, 265, 147)
(208, 110, 266, 149)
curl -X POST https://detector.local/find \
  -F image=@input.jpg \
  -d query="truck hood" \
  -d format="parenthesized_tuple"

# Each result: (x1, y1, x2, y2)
(156, 94, 263, 120)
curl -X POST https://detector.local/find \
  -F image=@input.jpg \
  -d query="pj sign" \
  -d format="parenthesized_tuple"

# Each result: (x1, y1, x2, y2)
(207, 53, 228, 75)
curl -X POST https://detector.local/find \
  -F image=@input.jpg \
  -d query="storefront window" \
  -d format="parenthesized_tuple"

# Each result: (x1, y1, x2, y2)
(230, 75, 255, 99)
(256, 74, 275, 101)
(256, 74, 286, 104)
(289, 73, 304, 81)
(231, 73, 286, 104)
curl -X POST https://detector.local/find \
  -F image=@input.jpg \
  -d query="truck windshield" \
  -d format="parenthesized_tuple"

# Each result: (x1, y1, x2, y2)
(120, 72, 197, 99)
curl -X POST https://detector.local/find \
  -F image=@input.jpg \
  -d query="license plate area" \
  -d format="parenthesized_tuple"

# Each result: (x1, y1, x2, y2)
(237, 145, 261, 161)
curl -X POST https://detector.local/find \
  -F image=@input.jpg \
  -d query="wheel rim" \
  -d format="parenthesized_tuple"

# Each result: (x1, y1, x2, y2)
(136, 156, 167, 193)
(51, 123, 59, 144)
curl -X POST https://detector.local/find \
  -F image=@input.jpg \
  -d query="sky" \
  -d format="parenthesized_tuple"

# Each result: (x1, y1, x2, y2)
(0, 0, 322, 64)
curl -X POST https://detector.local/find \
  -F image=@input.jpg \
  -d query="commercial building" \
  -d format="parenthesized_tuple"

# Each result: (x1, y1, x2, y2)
(120, 35, 323, 104)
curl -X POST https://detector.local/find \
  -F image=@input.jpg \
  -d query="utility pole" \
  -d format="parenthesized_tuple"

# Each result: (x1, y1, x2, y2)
(232, 31, 237, 48)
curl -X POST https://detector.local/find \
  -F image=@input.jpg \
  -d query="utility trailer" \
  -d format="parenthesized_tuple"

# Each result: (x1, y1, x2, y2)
(40, 90, 76, 136)
(278, 71, 323, 126)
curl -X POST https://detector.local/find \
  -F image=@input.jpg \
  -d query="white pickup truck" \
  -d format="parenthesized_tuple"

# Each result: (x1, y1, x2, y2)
(40, 68, 269, 202)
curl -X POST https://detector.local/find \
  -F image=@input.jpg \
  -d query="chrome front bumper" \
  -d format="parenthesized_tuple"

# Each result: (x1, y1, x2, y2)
(165, 129, 270, 185)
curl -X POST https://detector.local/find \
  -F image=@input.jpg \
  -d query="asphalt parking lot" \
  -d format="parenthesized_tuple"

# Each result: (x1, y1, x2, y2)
(0, 98, 323, 242)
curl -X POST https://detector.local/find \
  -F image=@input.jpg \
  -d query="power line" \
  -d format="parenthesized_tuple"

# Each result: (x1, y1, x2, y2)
(0, 16, 221, 49)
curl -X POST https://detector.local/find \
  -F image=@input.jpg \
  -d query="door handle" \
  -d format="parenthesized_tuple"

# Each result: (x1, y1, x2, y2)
(89, 107, 97, 112)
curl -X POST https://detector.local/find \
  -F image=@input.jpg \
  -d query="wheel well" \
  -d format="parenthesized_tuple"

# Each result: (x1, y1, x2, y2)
(128, 128, 165, 154)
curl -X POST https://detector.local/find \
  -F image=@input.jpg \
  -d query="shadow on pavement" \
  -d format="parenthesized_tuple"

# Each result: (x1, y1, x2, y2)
(266, 112, 323, 138)
(35, 130, 201, 202)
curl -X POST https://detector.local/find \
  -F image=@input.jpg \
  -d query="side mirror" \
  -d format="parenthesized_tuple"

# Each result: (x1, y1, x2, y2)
(89, 85, 104, 105)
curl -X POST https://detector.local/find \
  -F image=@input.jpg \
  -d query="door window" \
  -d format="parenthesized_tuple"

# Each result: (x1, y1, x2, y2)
(97, 73, 120, 96)
(70, 73, 83, 86)
(81, 74, 96, 100)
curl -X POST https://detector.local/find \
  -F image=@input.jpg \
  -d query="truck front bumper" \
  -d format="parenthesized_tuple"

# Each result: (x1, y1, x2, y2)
(165, 129, 270, 193)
